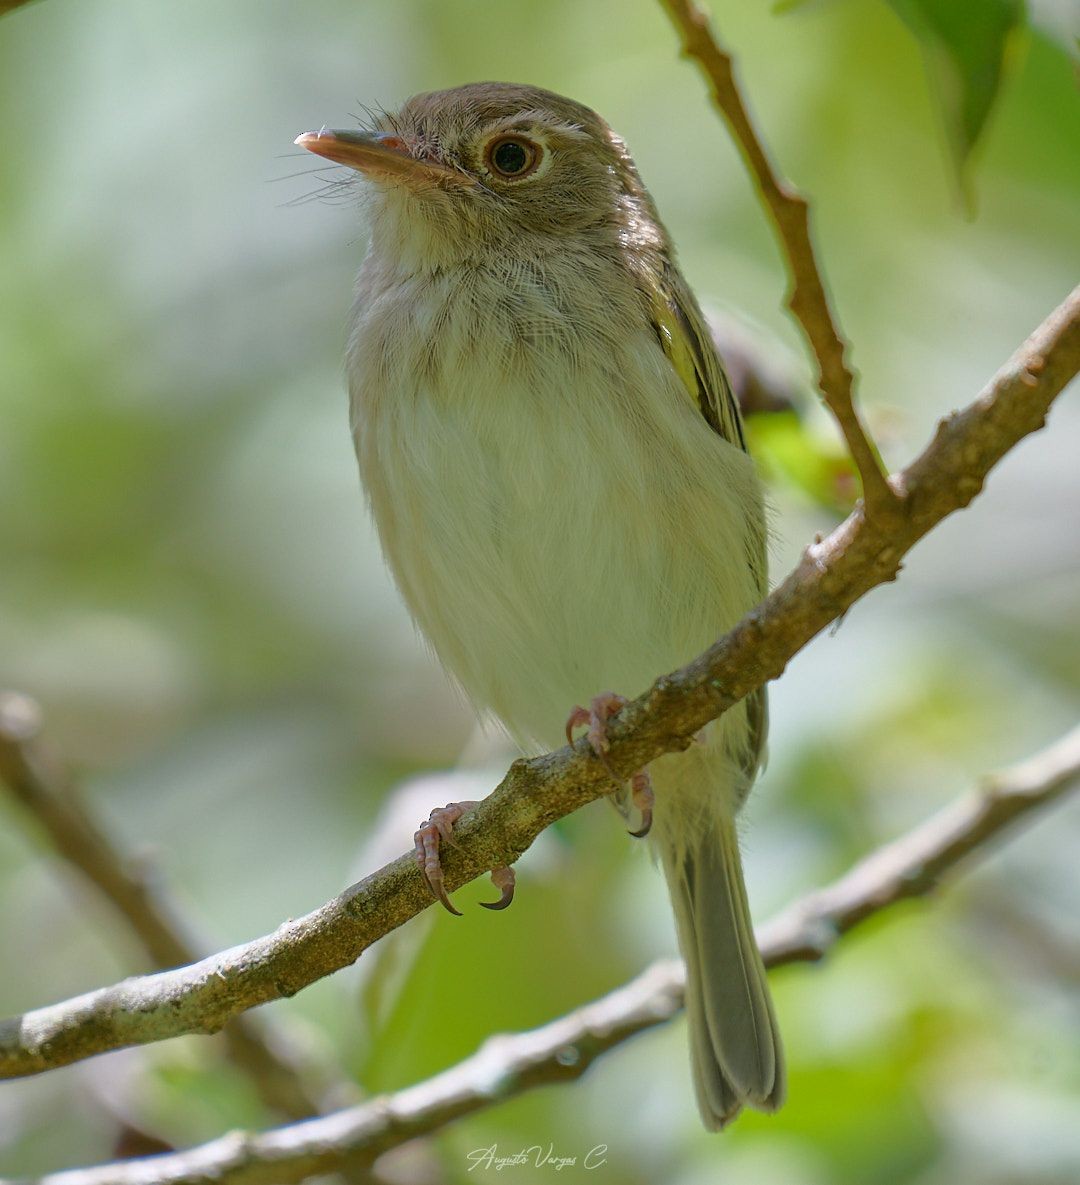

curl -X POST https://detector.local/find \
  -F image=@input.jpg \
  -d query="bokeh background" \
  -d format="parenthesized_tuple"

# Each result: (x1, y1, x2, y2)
(1, 0, 1078, 1181)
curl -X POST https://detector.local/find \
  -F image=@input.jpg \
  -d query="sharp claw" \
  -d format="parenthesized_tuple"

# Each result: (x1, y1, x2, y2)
(480, 866, 516, 911)
(566, 693, 632, 788)
(628, 771, 654, 838)
(479, 884, 515, 910)
(433, 809, 459, 846)
(628, 807, 653, 839)
(570, 694, 657, 840)
(565, 706, 587, 748)
(414, 802, 513, 916)
(587, 692, 627, 756)
(439, 894, 463, 917)
(422, 868, 462, 916)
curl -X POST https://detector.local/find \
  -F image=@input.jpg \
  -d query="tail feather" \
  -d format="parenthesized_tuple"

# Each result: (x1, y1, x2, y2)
(664, 813, 785, 1130)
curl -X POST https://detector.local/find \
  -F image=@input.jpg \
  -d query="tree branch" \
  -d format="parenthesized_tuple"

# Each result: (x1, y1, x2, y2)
(0, 285, 1075, 1081)
(658, 0, 895, 513)
(0, 693, 347, 1122)
(13, 725, 1079, 1185)
(756, 724, 1080, 961)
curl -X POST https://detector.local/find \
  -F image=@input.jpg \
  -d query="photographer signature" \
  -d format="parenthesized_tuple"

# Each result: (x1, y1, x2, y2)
(466, 1143, 609, 1172)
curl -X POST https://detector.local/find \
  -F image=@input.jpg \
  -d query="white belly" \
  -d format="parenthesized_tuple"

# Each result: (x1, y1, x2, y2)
(349, 273, 764, 758)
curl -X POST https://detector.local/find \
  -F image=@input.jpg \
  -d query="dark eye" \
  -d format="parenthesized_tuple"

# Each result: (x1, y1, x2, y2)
(485, 135, 540, 179)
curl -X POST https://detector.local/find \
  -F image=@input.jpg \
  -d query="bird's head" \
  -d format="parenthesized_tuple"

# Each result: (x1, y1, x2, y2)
(296, 82, 666, 270)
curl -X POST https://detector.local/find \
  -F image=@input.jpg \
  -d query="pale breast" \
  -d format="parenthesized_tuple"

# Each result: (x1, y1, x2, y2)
(348, 260, 765, 753)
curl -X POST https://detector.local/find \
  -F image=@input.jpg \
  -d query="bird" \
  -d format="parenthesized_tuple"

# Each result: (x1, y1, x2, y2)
(296, 81, 783, 1129)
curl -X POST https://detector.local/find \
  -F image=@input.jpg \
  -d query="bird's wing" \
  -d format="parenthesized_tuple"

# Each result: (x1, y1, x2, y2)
(647, 262, 747, 453)
(646, 262, 768, 786)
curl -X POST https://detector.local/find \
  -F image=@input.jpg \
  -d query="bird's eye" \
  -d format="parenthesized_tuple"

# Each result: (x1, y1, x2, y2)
(484, 135, 541, 179)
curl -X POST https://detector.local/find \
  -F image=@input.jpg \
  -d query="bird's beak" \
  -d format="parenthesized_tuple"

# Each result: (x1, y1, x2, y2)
(294, 129, 474, 188)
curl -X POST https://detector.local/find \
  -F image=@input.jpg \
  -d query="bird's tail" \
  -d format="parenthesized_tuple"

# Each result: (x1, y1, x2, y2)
(661, 812, 785, 1130)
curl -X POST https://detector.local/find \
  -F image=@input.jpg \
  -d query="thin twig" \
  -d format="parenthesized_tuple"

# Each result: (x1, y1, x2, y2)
(757, 724, 1080, 961)
(658, 0, 896, 514)
(12, 725, 1079, 1185)
(0, 285, 1075, 1082)
(0, 694, 343, 1122)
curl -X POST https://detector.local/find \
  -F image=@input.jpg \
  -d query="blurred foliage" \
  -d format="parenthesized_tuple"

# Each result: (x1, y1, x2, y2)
(1, 1, 1079, 1183)
(746, 410, 858, 514)
(782, 0, 1029, 183)
(885, 0, 1025, 182)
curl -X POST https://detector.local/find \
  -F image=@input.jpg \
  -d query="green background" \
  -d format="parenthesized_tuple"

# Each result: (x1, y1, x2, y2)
(1, 0, 1078, 1181)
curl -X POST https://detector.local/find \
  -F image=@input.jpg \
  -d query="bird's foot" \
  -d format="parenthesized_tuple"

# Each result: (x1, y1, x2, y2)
(565, 691, 654, 838)
(413, 801, 516, 916)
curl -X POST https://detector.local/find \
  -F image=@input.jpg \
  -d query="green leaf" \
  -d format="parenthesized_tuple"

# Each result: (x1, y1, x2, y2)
(886, 0, 1025, 172)
(746, 410, 858, 515)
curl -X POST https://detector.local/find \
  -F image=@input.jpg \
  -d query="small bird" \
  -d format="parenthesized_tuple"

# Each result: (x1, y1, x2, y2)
(297, 82, 783, 1129)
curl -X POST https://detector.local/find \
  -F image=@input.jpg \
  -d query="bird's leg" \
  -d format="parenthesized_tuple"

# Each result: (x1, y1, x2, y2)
(413, 801, 516, 916)
(565, 691, 654, 838)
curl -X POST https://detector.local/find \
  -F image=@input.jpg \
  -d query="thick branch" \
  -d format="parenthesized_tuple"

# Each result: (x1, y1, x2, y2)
(0, 285, 1074, 1081)
(659, 0, 894, 512)
(13, 726, 1079, 1185)
(0, 693, 341, 1122)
